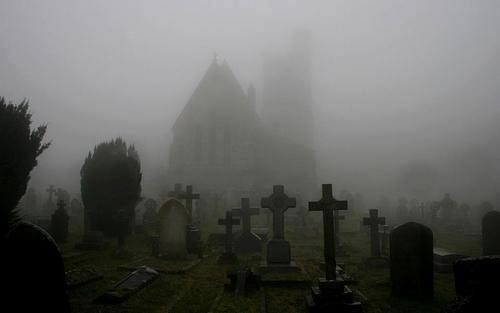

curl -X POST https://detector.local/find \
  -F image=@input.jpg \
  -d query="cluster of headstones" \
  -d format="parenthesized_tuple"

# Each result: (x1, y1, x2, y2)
(363, 204, 500, 312)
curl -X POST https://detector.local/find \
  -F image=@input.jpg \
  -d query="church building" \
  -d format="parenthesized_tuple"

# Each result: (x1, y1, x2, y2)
(166, 37, 316, 202)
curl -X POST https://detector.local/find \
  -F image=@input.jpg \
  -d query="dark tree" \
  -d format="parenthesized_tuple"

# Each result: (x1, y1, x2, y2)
(1, 98, 70, 312)
(0, 98, 50, 236)
(80, 138, 142, 251)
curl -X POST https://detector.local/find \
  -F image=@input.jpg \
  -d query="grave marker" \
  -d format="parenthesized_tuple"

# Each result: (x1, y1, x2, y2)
(363, 209, 386, 258)
(390, 222, 433, 299)
(218, 210, 240, 264)
(232, 198, 262, 254)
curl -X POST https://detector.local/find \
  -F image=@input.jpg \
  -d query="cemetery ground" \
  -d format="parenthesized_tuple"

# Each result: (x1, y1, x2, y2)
(62, 217, 480, 313)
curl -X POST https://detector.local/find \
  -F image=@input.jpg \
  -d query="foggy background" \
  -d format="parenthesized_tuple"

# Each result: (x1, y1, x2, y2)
(1, 0, 499, 205)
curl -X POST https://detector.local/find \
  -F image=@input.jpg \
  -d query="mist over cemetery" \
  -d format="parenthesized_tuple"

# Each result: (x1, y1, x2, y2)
(2, 3, 500, 313)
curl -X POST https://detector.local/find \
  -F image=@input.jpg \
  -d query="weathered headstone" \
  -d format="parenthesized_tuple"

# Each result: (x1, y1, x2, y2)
(390, 222, 433, 299)
(363, 209, 386, 259)
(333, 210, 346, 256)
(232, 198, 262, 254)
(379, 225, 391, 257)
(482, 210, 500, 256)
(260, 185, 299, 271)
(50, 199, 70, 244)
(158, 199, 189, 259)
(217, 210, 240, 264)
(306, 184, 362, 312)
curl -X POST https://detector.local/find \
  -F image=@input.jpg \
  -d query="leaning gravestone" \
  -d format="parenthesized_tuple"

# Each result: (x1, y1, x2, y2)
(482, 210, 500, 256)
(50, 199, 70, 244)
(158, 199, 189, 259)
(390, 222, 433, 299)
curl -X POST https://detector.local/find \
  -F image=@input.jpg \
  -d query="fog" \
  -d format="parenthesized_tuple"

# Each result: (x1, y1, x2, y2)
(1, 0, 499, 205)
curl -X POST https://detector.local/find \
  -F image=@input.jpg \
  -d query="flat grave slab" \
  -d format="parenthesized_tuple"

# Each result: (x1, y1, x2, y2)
(433, 247, 469, 273)
(95, 266, 159, 304)
(66, 266, 104, 289)
(118, 255, 202, 274)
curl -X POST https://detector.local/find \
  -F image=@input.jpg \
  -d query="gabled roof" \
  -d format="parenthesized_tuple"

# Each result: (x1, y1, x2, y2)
(173, 59, 252, 131)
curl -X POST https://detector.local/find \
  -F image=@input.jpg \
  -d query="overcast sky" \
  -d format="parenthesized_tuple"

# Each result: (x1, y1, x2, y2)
(1, 1, 499, 204)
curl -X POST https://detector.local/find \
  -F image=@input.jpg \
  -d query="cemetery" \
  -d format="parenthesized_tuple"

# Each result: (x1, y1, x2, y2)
(2, 3, 500, 312)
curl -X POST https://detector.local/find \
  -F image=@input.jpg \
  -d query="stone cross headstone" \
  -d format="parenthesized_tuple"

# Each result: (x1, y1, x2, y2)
(363, 209, 386, 258)
(482, 210, 500, 256)
(309, 184, 347, 281)
(179, 185, 200, 220)
(261, 185, 296, 266)
(232, 198, 262, 254)
(261, 185, 296, 240)
(158, 199, 189, 259)
(218, 210, 240, 264)
(306, 184, 362, 312)
(390, 222, 433, 299)
(50, 199, 69, 244)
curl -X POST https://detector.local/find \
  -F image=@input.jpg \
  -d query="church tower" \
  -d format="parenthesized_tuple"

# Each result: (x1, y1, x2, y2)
(261, 31, 315, 150)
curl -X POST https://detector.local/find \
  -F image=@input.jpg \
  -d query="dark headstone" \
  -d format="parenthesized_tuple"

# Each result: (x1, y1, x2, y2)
(447, 256, 500, 312)
(482, 211, 500, 256)
(50, 199, 69, 244)
(217, 210, 240, 264)
(5, 222, 70, 312)
(390, 222, 433, 300)
(306, 184, 362, 312)
(267, 239, 291, 264)
(363, 209, 385, 258)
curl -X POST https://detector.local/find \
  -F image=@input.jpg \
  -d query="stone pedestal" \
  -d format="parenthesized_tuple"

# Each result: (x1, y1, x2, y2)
(260, 239, 301, 273)
(306, 278, 363, 313)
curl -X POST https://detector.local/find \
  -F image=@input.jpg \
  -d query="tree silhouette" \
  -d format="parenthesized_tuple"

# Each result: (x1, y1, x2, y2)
(0, 98, 50, 237)
(80, 138, 141, 251)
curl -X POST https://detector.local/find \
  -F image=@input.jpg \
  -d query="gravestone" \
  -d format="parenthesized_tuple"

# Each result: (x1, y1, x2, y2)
(5, 222, 71, 312)
(260, 185, 299, 272)
(482, 210, 500, 256)
(232, 198, 262, 254)
(142, 198, 158, 231)
(95, 266, 159, 304)
(306, 184, 362, 312)
(158, 199, 189, 259)
(50, 199, 70, 244)
(217, 210, 240, 264)
(390, 222, 433, 300)
(363, 209, 386, 261)
(179, 185, 200, 220)
(42, 184, 57, 216)
(333, 210, 346, 256)
(434, 248, 469, 273)
(451, 256, 500, 312)
(379, 225, 391, 257)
